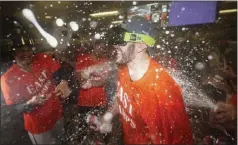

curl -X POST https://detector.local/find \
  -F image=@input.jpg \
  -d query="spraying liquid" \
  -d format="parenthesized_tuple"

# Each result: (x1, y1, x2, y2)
(85, 61, 218, 110)
(22, 9, 58, 48)
(168, 69, 217, 110)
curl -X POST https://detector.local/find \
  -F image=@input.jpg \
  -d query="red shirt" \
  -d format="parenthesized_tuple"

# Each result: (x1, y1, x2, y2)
(1, 53, 63, 134)
(75, 53, 107, 107)
(117, 59, 193, 144)
(230, 94, 237, 107)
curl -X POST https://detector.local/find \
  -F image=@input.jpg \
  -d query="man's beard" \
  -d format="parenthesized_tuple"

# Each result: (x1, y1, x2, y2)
(116, 43, 135, 65)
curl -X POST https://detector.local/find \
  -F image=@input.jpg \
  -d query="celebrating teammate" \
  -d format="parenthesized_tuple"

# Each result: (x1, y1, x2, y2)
(1, 33, 71, 144)
(96, 16, 193, 144)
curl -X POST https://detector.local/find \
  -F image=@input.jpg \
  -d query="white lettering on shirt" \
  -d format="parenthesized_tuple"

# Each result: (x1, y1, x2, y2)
(117, 82, 136, 128)
(26, 70, 52, 96)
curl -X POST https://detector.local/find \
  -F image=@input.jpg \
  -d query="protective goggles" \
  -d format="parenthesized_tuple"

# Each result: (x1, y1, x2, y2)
(106, 26, 156, 47)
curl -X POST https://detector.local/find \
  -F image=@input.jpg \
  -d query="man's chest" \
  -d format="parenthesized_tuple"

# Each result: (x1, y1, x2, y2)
(116, 81, 146, 129)
(10, 68, 54, 100)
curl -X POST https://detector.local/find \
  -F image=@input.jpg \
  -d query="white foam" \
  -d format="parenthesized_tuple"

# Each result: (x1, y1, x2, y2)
(169, 70, 216, 110)
(22, 9, 58, 48)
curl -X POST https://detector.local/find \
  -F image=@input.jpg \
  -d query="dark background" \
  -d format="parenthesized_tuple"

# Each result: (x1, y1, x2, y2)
(0, 1, 237, 144)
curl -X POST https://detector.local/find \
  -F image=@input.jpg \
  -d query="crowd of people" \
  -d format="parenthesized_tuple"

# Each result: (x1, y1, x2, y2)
(1, 16, 237, 145)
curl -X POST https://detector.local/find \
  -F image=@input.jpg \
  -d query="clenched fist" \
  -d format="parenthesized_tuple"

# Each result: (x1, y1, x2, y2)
(80, 80, 93, 89)
(54, 80, 71, 99)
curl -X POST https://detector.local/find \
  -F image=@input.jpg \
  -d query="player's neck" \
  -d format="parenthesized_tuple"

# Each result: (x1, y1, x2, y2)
(18, 63, 32, 72)
(127, 52, 150, 82)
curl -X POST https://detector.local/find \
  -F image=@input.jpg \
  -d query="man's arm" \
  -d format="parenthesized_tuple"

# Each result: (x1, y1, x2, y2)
(2, 101, 32, 116)
(45, 54, 73, 99)
(90, 76, 108, 87)
(87, 61, 116, 75)
(53, 66, 73, 85)
(1, 94, 48, 120)
(53, 69, 72, 99)
(1, 74, 47, 114)
(95, 97, 119, 134)
(79, 62, 117, 89)
(42, 53, 72, 85)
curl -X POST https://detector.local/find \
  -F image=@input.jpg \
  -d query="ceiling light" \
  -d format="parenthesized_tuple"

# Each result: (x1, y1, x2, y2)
(90, 11, 119, 17)
(45, 16, 52, 19)
(219, 9, 237, 14)
(111, 20, 123, 24)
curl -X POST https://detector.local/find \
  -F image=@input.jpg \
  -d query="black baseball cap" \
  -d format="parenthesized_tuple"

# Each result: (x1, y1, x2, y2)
(3, 18, 35, 53)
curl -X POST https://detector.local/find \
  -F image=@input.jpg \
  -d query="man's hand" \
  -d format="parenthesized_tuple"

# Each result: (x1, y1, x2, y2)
(211, 102, 236, 124)
(55, 80, 71, 99)
(207, 76, 233, 95)
(98, 112, 113, 133)
(80, 62, 111, 81)
(87, 112, 113, 134)
(26, 95, 48, 106)
(81, 69, 91, 80)
(80, 80, 93, 89)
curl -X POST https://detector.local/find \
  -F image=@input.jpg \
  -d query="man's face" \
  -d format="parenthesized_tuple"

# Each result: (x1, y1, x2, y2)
(113, 42, 136, 64)
(15, 47, 33, 66)
(94, 42, 106, 57)
(95, 43, 105, 52)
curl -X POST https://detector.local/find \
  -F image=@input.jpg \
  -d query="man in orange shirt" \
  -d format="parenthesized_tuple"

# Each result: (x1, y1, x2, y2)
(1, 33, 71, 144)
(74, 39, 111, 143)
(95, 16, 193, 144)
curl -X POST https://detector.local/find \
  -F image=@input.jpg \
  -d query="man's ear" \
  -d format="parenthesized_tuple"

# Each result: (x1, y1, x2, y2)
(135, 42, 147, 52)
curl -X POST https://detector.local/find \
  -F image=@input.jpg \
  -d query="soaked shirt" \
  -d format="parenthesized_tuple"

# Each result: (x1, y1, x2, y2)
(117, 58, 193, 144)
(1, 54, 63, 134)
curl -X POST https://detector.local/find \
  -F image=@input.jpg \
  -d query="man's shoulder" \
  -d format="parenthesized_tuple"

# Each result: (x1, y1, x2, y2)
(150, 59, 171, 76)
(146, 59, 167, 78)
(150, 58, 163, 69)
(149, 59, 178, 88)
(1, 64, 19, 84)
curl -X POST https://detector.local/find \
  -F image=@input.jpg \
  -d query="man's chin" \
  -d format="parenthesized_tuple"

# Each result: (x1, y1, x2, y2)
(21, 60, 32, 65)
(115, 58, 122, 64)
(116, 59, 127, 65)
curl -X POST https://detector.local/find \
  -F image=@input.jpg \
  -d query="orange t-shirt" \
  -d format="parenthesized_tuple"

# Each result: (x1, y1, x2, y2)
(117, 58, 193, 144)
(75, 53, 107, 107)
(1, 54, 63, 134)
